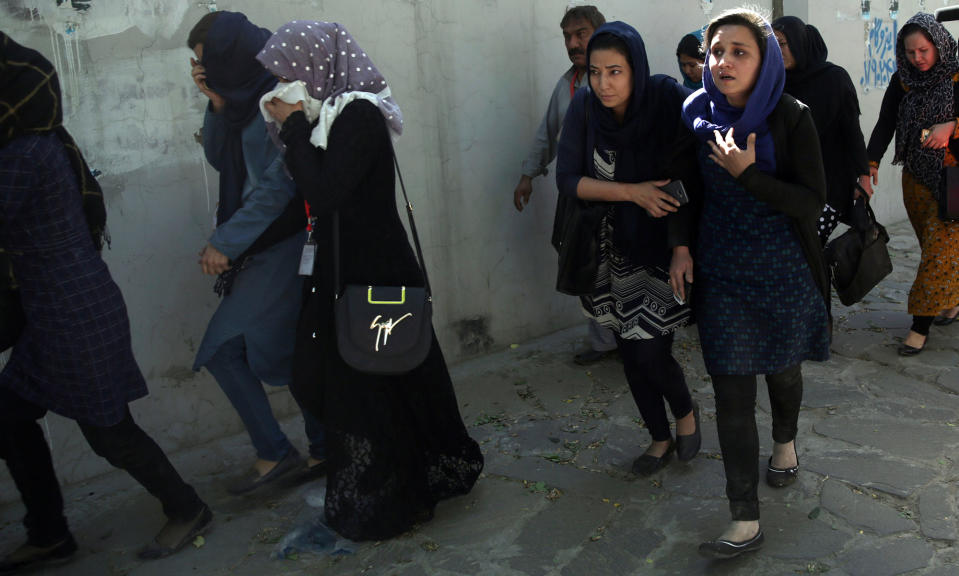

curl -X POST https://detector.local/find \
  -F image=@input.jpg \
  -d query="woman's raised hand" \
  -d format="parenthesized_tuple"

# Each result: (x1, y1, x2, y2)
(708, 128, 756, 178)
(190, 57, 225, 113)
(628, 179, 680, 218)
(264, 98, 304, 126)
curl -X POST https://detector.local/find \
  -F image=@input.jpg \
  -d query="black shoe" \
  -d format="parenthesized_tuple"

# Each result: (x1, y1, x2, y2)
(226, 448, 303, 495)
(933, 314, 958, 326)
(897, 342, 924, 356)
(299, 459, 328, 482)
(631, 439, 675, 476)
(698, 529, 764, 559)
(0, 535, 77, 573)
(766, 454, 799, 488)
(138, 503, 213, 560)
(676, 401, 701, 462)
(573, 349, 616, 365)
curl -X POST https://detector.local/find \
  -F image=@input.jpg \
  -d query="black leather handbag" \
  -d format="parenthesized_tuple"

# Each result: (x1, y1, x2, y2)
(551, 193, 609, 296)
(333, 151, 433, 375)
(824, 193, 893, 306)
(938, 165, 959, 221)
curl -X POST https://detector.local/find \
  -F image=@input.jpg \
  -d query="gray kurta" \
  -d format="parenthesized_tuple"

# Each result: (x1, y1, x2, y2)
(521, 66, 588, 178)
(192, 111, 304, 386)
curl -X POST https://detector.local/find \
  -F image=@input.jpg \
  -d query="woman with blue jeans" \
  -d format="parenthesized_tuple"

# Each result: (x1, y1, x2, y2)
(188, 11, 325, 493)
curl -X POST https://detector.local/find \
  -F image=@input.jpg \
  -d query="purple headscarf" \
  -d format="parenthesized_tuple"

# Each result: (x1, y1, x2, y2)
(682, 15, 785, 173)
(256, 21, 402, 143)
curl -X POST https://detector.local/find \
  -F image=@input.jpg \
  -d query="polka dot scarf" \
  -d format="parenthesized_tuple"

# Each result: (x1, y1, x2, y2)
(256, 21, 402, 147)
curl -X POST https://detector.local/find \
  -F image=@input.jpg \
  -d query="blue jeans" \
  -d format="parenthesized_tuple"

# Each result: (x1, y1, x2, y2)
(205, 336, 325, 462)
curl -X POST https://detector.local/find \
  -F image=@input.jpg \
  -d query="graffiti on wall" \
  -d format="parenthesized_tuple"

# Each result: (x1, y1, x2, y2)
(861, 18, 898, 92)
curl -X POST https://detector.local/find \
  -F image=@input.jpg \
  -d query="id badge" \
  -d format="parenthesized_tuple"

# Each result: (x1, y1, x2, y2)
(299, 241, 316, 276)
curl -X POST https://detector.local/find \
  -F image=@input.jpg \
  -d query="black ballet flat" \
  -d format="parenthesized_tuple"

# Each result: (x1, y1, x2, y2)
(631, 439, 675, 476)
(698, 530, 764, 559)
(676, 401, 701, 462)
(897, 342, 924, 356)
(766, 456, 799, 488)
(933, 314, 958, 326)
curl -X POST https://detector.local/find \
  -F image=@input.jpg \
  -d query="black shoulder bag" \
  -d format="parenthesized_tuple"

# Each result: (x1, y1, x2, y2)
(823, 191, 893, 306)
(938, 77, 959, 221)
(333, 149, 433, 375)
(551, 102, 609, 296)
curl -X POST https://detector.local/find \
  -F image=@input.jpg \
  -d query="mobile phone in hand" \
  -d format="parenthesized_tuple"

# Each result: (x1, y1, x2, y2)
(673, 280, 693, 305)
(659, 180, 689, 206)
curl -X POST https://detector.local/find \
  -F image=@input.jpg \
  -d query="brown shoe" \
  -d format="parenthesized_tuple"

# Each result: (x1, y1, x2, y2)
(0, 535, 77, 573)
(137, 504, 213, 560)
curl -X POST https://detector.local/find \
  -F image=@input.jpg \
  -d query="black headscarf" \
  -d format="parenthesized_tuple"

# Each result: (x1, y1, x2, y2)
(585, 22, 690, 265)
(894, 12, 959, 191)
(198, 12, 277, 225)
(0, 30, 107, 250)
(773, 16, 851, 132)
(676, 31, 705, 90)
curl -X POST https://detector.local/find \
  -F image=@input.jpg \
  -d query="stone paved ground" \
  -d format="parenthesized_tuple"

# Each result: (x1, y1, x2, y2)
(2, 220, 958, 576)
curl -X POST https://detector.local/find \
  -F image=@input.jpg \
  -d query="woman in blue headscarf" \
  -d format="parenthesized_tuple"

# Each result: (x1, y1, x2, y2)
(681, 8, 829, 558)
(556, 22, 702, 478)
(187, 11, 326, 494)
(676, 29, 706, 90)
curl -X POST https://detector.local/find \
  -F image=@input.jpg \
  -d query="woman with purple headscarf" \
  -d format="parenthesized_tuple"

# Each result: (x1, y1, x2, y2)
(681, 8, 829, 558)
(259, 20, 483, 541)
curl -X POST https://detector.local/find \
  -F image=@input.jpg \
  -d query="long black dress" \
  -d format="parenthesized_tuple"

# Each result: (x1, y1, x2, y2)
(279, 100, 483, 541)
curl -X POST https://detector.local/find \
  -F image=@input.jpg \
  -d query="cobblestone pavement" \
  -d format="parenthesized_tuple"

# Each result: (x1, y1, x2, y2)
(2, 220, 958, 576)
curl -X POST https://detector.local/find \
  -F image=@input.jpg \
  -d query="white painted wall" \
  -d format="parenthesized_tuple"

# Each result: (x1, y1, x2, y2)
(2, 0, 948, 499)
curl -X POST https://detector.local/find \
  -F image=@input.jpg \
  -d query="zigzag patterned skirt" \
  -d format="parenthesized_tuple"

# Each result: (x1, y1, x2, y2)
(580, 213, 691, 340)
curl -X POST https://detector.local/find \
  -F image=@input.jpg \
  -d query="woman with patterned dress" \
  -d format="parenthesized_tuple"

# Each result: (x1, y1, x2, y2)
(681, 9, 830, 558)
(556, 22, 702, 477)
(258, 20, 483, 541)
(865, 12, 959, 354)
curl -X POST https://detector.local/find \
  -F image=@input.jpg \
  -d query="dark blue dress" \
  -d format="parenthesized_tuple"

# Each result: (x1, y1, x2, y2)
(0, 133, 147, 427)
(696, 148, 829, 375)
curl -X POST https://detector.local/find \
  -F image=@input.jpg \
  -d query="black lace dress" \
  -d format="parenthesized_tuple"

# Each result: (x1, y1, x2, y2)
(279, 100, 484, 541)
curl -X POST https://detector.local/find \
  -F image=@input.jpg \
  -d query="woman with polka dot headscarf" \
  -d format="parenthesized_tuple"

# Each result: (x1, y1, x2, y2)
(260, 21, 483, 541)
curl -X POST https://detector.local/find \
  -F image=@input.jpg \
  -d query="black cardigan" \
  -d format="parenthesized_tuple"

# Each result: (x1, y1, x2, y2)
(674, 94, 830, 309)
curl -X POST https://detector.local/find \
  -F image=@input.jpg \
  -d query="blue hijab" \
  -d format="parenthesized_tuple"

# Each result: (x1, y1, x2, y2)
(585, 22, 691, 265)
(682, 17, 784, 173)
(201, 12, 277, 225)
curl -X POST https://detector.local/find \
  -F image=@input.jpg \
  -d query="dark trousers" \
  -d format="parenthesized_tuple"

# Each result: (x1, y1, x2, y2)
(0, 388, 203, 546)
(711, 364, 803, 521)
(616, 334, 692, 442)
(911, 315, 934, 336)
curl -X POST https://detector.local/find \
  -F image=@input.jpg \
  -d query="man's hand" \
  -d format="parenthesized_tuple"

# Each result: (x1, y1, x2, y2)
(264, 98, 304, 126)
(198, 243, 230, 276)
(513, 175, 533, 211)
(190, 57, 226, 113)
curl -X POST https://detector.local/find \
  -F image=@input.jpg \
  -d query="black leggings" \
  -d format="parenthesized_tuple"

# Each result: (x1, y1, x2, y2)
(711, 365, 803, 521)
(0, 388, 204, 546)
(911, 315, 934, 336)
(616, 333, 692, 442)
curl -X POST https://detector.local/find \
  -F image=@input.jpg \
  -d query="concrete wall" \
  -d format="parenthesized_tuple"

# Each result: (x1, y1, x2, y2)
(0, 0, 952, 499)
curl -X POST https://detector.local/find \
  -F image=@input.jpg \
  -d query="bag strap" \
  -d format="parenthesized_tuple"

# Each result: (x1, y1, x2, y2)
(333, 140, 432, 298)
